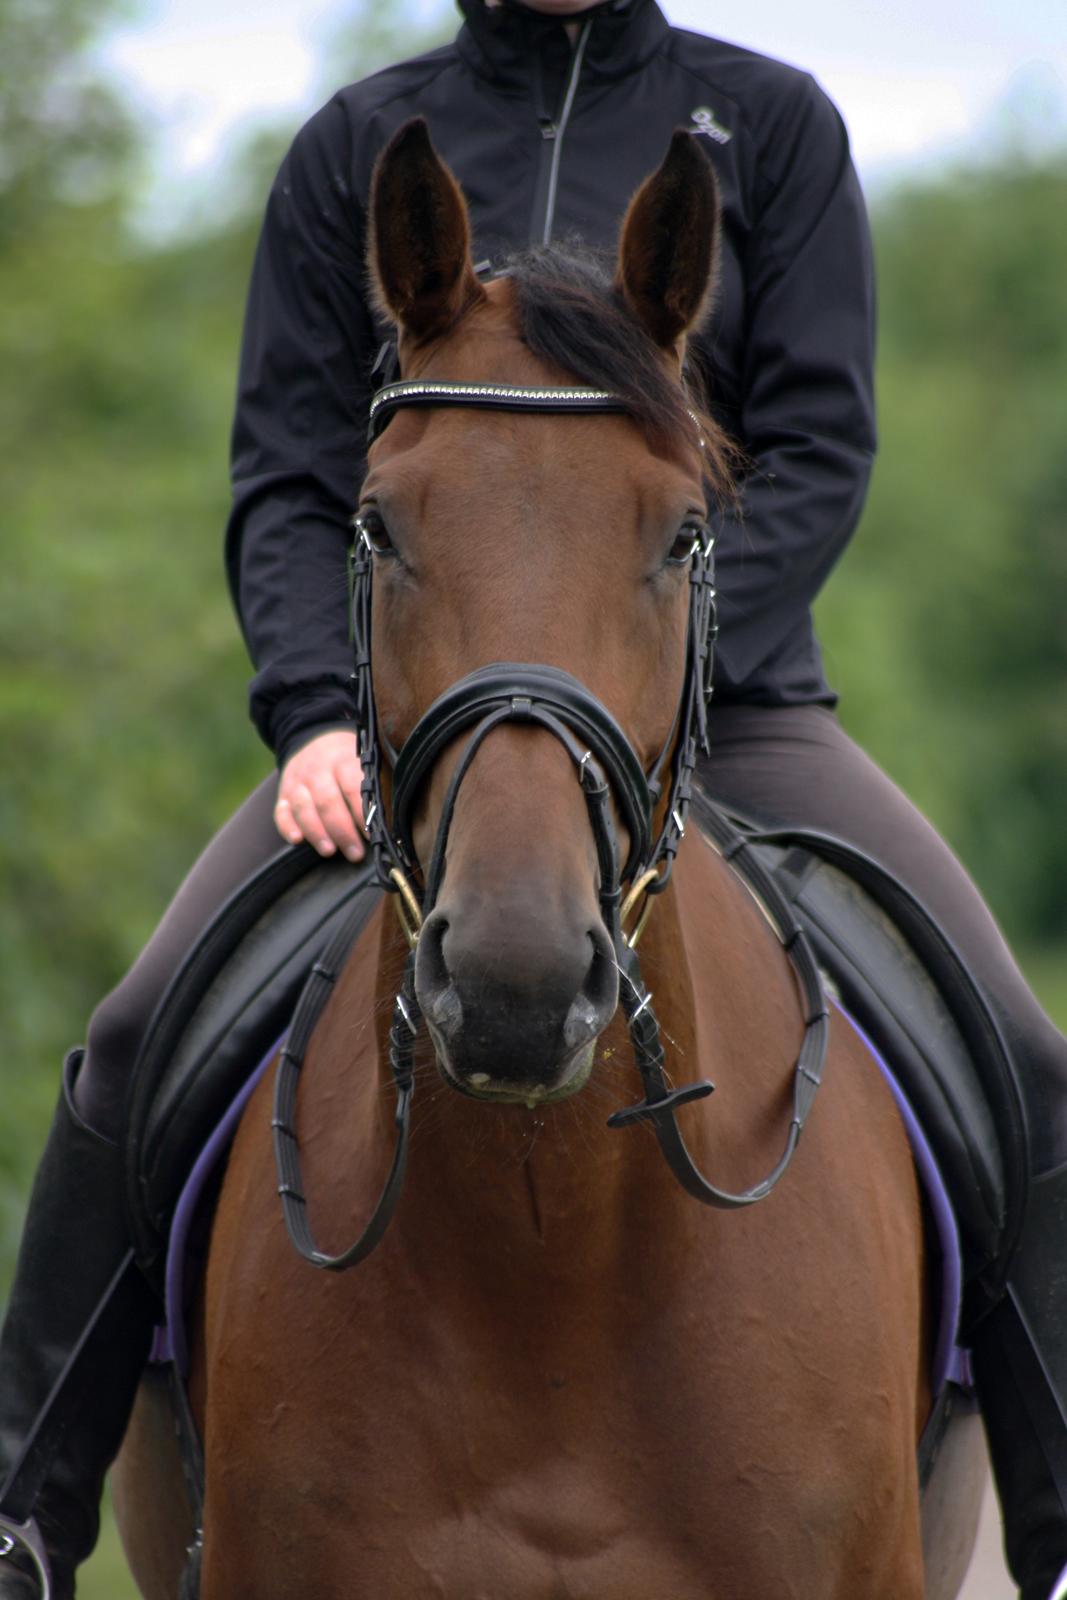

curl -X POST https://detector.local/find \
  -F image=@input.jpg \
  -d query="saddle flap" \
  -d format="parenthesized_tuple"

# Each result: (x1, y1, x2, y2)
(727, 816, 1029, 1309)
(124, 848, 381, 1280)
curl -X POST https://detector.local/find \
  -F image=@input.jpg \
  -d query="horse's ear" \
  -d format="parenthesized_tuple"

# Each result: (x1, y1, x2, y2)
(615, 130, 720, 350)
(369, 117, 485, 343)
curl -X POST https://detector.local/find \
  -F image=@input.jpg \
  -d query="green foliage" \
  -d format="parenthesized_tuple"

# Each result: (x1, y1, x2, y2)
(0, 6, 449, 1591)
(0, 0, 136, 239)
(0, 1, 450, 1242)
(322, 1, 453, 96)
(816, 155, 1067, 942)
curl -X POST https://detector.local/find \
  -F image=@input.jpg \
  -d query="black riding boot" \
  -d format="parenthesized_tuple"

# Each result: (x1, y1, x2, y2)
(972, 1157, 1067, 1600)
(0, 1052, 157, 1599)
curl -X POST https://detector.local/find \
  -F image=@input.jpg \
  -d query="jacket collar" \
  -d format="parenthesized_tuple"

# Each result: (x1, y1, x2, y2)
(455, 0, 670, 92)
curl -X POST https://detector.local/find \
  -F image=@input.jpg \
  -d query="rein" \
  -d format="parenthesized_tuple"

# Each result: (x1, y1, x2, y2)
(273, 378, 829, 1270)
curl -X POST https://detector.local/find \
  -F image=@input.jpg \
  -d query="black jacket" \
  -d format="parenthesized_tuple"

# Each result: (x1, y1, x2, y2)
(227, 0, 876, 764)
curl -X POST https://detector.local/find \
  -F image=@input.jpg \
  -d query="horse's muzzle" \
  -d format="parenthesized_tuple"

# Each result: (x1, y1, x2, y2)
(414, 905, 619, 1100)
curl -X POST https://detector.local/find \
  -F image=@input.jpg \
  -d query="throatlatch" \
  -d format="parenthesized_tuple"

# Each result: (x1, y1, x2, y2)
(273, 378, 830, 1272)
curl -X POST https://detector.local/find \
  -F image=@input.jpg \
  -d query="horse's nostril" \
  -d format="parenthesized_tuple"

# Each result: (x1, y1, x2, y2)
(587, 922, 620, 1017)
(415, 912, 465, 1041)
(563, 926, 619, 1051)
(426, 983, 464, 1039)
(417, 911, 448, 982)
(563, 994, 601, 1052)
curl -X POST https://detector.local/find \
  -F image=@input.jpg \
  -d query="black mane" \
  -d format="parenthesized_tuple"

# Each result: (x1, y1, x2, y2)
(505, 245, 733, 490)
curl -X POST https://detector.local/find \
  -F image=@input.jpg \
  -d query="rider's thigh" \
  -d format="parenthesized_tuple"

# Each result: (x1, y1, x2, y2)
(700, 702, 1067, 1166)
(79, 773, 282, 1135)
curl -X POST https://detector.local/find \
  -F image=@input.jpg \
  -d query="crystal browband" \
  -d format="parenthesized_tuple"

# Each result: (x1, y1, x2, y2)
(367, 380, 627, 442)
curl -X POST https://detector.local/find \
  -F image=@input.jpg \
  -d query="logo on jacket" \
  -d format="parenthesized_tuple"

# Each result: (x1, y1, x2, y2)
(690, 106, 732, 145)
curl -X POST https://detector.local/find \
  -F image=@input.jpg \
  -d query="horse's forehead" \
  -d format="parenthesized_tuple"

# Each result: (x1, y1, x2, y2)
(384, 278, 703, 512)
(370, 406, 698, 527)
(377, 405, 673, 491)
(399, 278, 529, 379)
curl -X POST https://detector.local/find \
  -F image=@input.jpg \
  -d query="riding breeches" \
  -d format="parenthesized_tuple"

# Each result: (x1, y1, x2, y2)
(696, 704, 1067, 1175)
(77, 706, 1067, 1172)
(79, 774, 283, 1137)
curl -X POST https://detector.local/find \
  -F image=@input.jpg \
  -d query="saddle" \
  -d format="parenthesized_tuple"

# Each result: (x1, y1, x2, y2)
(123, 801, 1028, 1326)
(123, 843, 383, 1280)
(707, 801, 1029, 1316)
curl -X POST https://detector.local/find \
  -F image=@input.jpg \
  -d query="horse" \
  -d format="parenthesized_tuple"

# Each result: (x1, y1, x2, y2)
(112, 119, 987, 1598)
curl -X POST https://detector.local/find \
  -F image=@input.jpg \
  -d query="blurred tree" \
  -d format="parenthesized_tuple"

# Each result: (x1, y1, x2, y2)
(817, 156, 1067, 944)
(0, 0, 454, 1229)
(1, 7, 453, 1595)
(0, 0, 136, 238)
(324, 0, 452, 93)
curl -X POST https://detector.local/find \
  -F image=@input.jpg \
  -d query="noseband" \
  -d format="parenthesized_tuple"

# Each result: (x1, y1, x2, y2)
(274, 378, 829, 1271)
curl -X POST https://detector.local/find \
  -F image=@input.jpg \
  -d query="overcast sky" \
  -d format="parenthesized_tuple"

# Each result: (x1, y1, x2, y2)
(101, 0, 1067, 207)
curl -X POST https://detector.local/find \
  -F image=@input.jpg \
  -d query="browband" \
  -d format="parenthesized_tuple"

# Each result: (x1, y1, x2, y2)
(368, 380, 627, 443)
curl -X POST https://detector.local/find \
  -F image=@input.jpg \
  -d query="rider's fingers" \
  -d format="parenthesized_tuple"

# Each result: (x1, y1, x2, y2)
(308, 771, 364, 862)
(286, 783, 336, 857)
(335, 757, 367, 848)
(272, 795, 304, 847)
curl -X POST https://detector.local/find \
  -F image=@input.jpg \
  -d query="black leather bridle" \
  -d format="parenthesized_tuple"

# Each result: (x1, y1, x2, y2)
(274, 376, 829, 1271)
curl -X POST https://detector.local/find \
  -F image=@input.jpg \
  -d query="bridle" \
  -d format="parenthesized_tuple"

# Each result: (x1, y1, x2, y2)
(359, 380, 717, 928)
(274, 375, 829, 1271)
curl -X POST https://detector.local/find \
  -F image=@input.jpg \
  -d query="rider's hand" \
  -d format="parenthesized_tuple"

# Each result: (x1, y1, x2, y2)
(274, 729, 366, 861)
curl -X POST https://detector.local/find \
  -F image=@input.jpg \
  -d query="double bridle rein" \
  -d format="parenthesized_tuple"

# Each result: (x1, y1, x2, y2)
(274, 377, 830, 1271)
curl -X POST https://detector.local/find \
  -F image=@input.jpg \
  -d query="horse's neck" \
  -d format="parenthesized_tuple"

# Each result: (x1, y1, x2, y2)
(367, 835, 800, 1291)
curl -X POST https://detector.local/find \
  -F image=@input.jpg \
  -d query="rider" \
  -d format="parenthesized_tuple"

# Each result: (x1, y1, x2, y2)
(1, 2, 1065, 1596)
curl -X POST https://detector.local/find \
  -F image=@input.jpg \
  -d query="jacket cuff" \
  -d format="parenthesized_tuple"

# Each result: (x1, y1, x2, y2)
(259, 683, 357, 768)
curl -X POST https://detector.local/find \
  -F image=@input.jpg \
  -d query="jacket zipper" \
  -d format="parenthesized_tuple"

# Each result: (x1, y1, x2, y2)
(531, 17, 593, 248)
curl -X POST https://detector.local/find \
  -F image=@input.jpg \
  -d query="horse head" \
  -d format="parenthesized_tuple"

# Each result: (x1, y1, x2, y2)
(362, 117, 729, 1104)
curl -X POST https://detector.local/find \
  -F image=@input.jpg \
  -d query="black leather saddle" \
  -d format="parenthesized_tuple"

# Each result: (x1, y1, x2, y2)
(712, 799, 1028, 1321)
(123, 801, 1028, 1321)
(123, 845, 382, 1284)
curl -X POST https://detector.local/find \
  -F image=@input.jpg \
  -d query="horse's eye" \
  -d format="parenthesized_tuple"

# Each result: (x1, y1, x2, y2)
(666, 523, 705, 566)
(354, 510, 396, 558)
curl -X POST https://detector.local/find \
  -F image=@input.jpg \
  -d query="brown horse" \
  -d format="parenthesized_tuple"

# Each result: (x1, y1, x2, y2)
(114, 123, 986, 1597)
